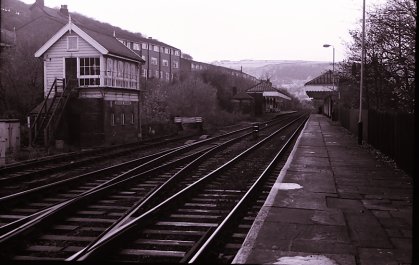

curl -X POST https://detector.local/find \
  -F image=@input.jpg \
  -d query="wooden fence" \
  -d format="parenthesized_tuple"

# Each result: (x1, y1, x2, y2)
(338, 107, 368, 141)
(368, 109, 414, 176)
(338, 107, 414, 176)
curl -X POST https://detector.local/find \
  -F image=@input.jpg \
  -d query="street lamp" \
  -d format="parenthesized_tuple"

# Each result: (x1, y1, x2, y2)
(358, 0, 366, 145)
(323, 44, 335, 91)
(323, 44, 336, 119)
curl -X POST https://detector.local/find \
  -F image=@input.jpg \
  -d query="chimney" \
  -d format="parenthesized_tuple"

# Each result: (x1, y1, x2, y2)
(148, 37, 152, 39)
(60, 5, 68, 16)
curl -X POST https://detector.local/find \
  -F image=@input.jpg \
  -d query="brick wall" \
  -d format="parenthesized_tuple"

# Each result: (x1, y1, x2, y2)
(103, 100, 139, 145)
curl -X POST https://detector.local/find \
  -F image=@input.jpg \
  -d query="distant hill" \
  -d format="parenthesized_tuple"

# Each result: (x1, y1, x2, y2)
(212, 60, 332, 99)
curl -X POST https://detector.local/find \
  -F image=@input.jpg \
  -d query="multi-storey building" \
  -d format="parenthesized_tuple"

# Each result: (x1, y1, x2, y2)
(117, 37, 181, 82)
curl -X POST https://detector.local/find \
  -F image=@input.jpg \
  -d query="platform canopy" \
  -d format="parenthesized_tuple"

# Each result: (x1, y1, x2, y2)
(246, 79, 291, 100)
(304, 70, 338, 99)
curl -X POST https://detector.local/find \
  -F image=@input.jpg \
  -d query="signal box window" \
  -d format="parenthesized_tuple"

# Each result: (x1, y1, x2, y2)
(79, 57, 100, 86)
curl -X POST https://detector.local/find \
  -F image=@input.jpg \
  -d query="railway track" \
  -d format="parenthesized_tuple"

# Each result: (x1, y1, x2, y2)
(0, 123, 252, 229)
(0, 114, 290, 197)
(0, 113, 302, 261)
(0, 133, 200, 197)
(65, 114, 308, 263)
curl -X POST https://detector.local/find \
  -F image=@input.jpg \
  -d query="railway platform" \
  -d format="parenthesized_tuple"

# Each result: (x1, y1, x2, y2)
(234, 114, 413, 265)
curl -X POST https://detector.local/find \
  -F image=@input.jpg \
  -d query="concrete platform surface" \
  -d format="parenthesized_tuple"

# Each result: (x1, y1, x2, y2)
(233, 114, 413, 265)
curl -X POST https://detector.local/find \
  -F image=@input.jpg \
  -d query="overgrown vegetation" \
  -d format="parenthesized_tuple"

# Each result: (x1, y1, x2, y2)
(338, 0, 415, 113)
(0, 40, 44, 119)
(139, 70, 258, 131)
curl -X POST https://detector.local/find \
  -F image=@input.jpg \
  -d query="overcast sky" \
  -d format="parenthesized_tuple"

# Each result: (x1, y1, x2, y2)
(20, 0, 387, 63)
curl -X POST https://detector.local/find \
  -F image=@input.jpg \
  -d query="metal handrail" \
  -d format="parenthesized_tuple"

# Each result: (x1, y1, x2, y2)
(30, 78, 58, 144)
(44, 78, 72, 145)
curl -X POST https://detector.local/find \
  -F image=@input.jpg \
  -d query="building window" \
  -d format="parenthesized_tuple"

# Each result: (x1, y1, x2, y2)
(79, 57, 100, 86)
(67, 36, 78, 51)
(142, 68, 147, 77)
(165, 72, 170, 80)
(173, 61, 179, 68)
(149, 45, 153, 51)
(111, 113, 115, 126)
(160, 71, 163, 78)
(104, 58, 138, 89)
(151, 57, 158, 65)
(174, 50, 180, 56)
(154, 45, 159, 52)
(141, 55, 146, 60)
(155, 70, 159, 78)
(133, 43, 140, 50)
(121, 113, 125, 125)
(142, 43, 148, 49)
(162, 59, 169, 67)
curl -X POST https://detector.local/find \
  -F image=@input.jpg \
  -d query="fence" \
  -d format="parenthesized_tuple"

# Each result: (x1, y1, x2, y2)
(338, 107, 414, 176)
(338, 106, 368, 141)
(368, 109, 414, 176)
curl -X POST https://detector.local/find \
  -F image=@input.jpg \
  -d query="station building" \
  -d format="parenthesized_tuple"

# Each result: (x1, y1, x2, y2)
(246, 79, 291, 115)
(304, 70, 339, 118)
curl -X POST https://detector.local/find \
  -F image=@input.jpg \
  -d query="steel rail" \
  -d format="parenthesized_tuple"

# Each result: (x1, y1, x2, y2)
(0, 131, 254, 238)
(68, 114, 305, 261)
(0, 132, 181, 175)
(187, 115, 308, 263)
(0, 114, 289, 259)
(0, 113, 293, 204)
(0, 144, 214, 244)
(0, 114, 284, 242)
(0, 133, 193, 185)
(66, 129, 255, 261)
(0, 120, 256, 204)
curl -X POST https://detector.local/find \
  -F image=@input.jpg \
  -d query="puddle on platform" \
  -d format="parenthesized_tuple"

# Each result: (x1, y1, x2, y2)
(269, 255, 339, 265)
(274, 183, 303, 190)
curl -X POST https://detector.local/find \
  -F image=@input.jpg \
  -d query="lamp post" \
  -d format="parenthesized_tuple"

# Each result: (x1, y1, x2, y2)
(358, 0, 366, 145)
(323, 44, 336, 119)
(322, 44, 335, 91)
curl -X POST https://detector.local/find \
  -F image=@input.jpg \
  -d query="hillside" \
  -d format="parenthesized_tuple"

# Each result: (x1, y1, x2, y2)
(1, 0, 144, 38)
(212, 60, 332, 99)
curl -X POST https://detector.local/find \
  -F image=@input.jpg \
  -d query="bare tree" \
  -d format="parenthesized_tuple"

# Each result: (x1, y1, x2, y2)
(345, 0, 415, 113)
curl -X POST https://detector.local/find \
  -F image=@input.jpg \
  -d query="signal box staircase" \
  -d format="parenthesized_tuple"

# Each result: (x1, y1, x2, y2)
(29, 78, 74, 147)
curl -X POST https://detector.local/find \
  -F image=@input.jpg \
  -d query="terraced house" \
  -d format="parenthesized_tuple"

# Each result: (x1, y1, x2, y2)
(117, 36, 181, 81)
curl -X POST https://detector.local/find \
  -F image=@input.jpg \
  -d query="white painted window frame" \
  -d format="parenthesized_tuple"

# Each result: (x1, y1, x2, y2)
(77, 57, 101, 87)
